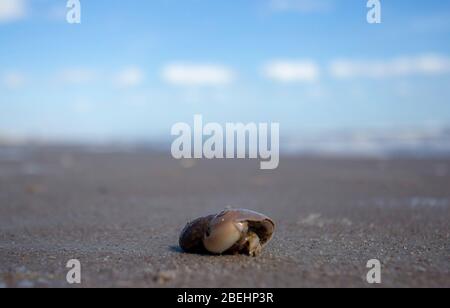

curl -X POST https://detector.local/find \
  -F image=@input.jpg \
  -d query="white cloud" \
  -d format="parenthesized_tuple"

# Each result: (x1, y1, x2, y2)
(114, 67, 145, 88)
(0, 0, 27, 23)
(269, 0, 333, 13)
(162, 63, 235, 86)
(1, 71, 26, 89)
(58, 67, 145, 87)
(59, 68, 99, 84)
(330, 55, 450, 79)
(264, 60, 320, 83)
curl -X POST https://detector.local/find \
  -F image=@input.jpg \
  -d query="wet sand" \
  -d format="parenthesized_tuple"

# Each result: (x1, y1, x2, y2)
(0, 146, 449, 288)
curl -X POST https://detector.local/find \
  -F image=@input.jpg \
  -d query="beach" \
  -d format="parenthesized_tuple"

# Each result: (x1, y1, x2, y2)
(0, 145, 449, 288)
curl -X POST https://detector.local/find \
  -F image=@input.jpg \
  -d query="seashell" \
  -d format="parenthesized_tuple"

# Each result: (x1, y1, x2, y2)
(179, 209, 275, 257)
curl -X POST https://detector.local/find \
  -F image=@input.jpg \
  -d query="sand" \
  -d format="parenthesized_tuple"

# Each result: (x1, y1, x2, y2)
(0, 145, 449, 288)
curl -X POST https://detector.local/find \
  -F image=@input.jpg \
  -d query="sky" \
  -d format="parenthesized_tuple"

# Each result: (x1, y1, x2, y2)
(1, 0, 450, 142)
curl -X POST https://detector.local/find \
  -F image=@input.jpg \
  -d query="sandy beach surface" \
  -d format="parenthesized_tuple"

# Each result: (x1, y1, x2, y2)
(0, 145, 449, 288)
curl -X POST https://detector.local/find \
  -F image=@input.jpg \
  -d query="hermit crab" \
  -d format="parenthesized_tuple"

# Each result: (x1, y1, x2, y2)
(179, 209, 275, 257)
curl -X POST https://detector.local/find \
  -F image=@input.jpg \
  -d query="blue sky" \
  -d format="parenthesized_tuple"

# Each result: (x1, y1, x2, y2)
(1, 0, 450, 141)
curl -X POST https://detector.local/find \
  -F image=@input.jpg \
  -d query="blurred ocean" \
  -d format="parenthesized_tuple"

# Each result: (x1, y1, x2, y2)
(1, 127, 450, 158)
(282, 127, 450, 158)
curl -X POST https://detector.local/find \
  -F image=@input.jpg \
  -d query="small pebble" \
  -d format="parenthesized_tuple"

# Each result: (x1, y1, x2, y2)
(155, 270, 177, 284)
(414, 265, 427, 272)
